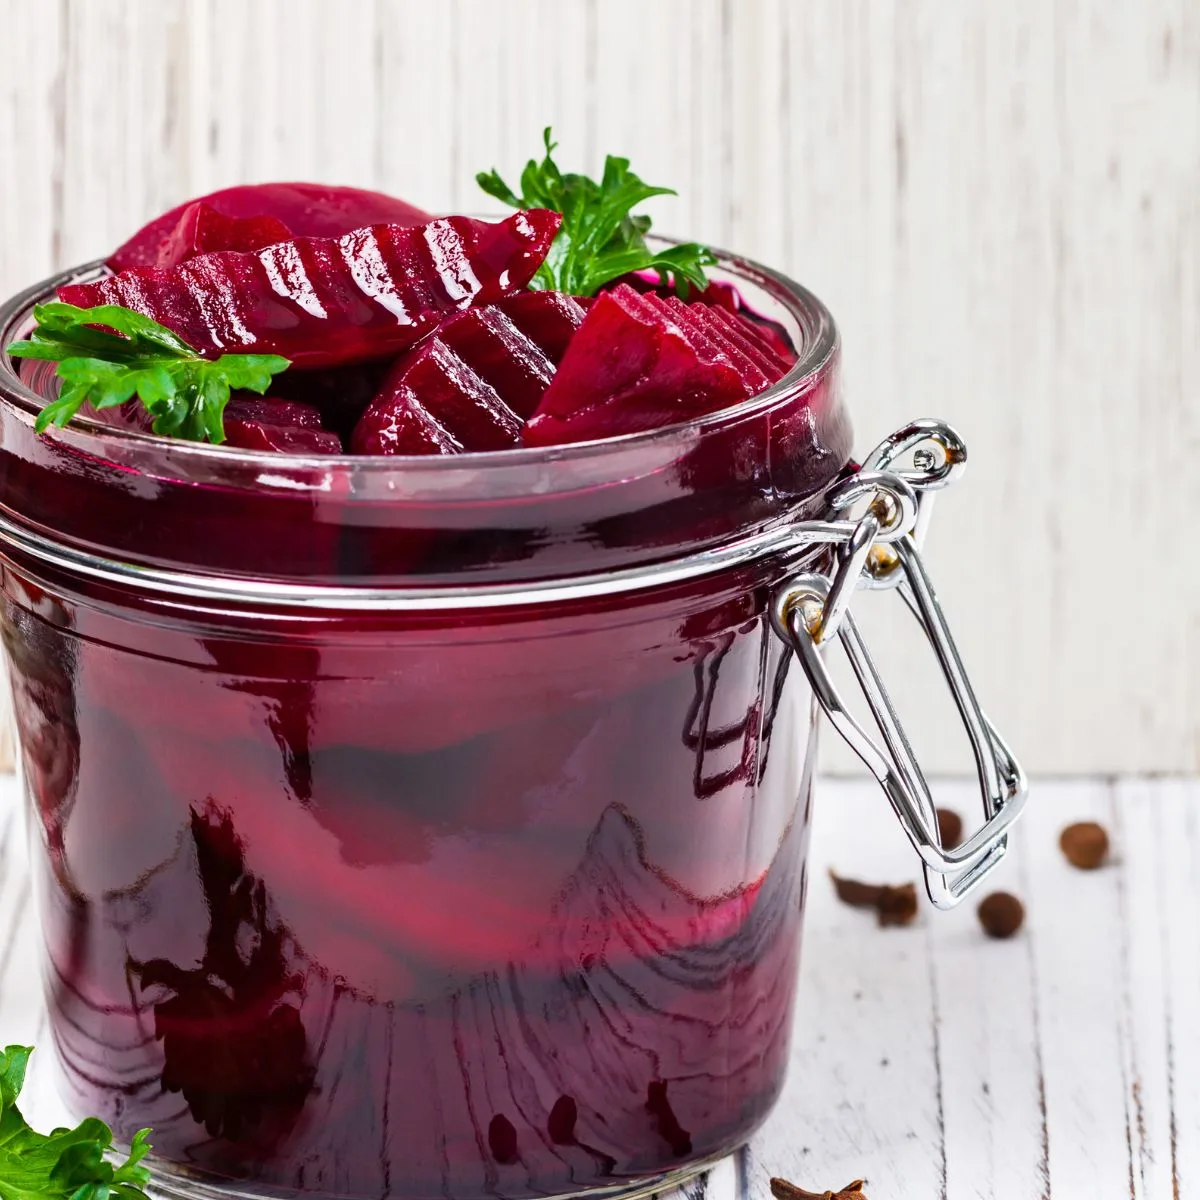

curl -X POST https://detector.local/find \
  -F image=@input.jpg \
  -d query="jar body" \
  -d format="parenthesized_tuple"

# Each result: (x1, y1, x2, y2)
(0, 250, 849, 1200)
(7, 556, 818, 1200)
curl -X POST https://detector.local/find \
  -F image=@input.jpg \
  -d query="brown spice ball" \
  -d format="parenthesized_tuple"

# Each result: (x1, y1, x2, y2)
(936, 807, 964, 849)
(1059, 821, 1110, 870)
(977, 890, 1025, 939)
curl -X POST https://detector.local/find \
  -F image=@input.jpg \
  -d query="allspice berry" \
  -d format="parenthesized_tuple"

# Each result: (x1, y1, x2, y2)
(936, 807, 964, 849)
(977, 890, 1025, 939)
(1059, 821, 1109, 870)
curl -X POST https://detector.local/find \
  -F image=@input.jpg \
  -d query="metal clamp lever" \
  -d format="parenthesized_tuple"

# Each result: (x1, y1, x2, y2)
(771, 421, 1028, 910)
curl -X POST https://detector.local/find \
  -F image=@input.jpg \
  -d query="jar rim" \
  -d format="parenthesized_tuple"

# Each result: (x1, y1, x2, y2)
(0, 236, 839, 476)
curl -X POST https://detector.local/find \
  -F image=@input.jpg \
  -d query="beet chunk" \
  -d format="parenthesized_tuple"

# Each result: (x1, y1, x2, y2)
(351, 294, 586, 456)
(110, 181, 432, 272)
(497, 291, 588, 365)
(153, 202, 293, 268)
(351, 338, 523, 456)
(523, 283, 770, 447)
(60, 211, 562, 371)
(222, 396, 343, 455)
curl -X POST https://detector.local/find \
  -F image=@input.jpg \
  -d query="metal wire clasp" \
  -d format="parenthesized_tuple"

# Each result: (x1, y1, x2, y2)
(771, 419, 1028, 909)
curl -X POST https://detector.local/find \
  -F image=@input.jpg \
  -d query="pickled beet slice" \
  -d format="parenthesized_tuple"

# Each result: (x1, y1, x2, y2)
(680, 301, 785, 381)
(437, 308, 555, 419)
(643, 294, 772, 393)
(60, 211, 562, 370)
(707, 305, 795, 374)
(222, 396, 343, 455)
(523, 283, 752, 447)
(497, 292, 587, 364)
(350, 301, 578, 455)
(350, 339, 522, 455)
(154, 202, 293, 269)
(110, 182, 432, 272)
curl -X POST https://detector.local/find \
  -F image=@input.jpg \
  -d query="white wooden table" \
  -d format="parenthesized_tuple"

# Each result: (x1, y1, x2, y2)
(1, 774, 1196, 1200)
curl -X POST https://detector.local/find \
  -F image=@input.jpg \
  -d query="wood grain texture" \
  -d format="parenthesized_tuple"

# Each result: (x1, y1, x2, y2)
(4, 773, 1200, 1197)
(0, 0, 1195, 772)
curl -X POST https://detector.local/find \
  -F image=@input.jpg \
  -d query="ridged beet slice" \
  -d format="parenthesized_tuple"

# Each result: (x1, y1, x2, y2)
(621, 289, 786, 394)
(222, 396, 343, 455)
(497, 292, 588, 365)
(645, 294, 772, 393)
(110, 182, 432, 272)
(59, 211, 562, 370)
(154, 203, 294, 269)
(523, 283, 752, 447)
(709, 306, 796, 372)
(438, 308, 554, 420)
(671, 299, 782, 383)
(349, 299, 581, 456)
(351, 339, 522, 455)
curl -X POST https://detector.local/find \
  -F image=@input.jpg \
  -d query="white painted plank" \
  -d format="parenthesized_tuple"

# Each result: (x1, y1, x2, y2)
(925, 780, 1050, 1200)
(747, 777, 946, 1198)
(1021, 780, 1138, 1198)
(1117, 778, 1200, 1199)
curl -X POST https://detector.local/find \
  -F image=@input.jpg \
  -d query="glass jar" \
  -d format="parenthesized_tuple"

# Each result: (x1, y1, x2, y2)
(0, 249, 1023, 1200)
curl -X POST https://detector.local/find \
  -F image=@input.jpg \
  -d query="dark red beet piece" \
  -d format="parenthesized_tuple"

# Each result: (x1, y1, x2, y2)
(692, 279, 743, 313)
(350, 298, 584, 455)
(437, 308, 555, 420)
(222, 396, 343, 455)
(226, 396, 324, 429)
(522, 284, 754, 447)
(154, 203, 293, 269)
(644, 294, 772, 393)
(351, 339, 523, 455)
(110, 182, 432, 272)
(60, 211, 562, 371)
(688, 302, 784, 381)
(708, 306, 795, 374)
(496, 292, 587, 364)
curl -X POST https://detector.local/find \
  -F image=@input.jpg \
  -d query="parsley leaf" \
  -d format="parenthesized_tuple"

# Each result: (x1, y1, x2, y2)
(477, 128, 716, 298)
(6, 302, 290, 444)
(0, 1045, 153, 1200)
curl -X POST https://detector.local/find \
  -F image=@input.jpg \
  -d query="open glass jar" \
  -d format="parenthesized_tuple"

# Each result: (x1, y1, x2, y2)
(0, 249, 1024, 1200)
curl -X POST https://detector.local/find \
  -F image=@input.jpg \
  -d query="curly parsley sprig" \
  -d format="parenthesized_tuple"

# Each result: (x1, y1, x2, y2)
(0, 1045, 153, 1200)
(6, 303, 289, 443)
(477, 128, 716, 298)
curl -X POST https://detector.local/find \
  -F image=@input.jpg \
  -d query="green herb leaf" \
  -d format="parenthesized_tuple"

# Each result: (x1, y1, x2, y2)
(0, 1045, 153, 1200)
(6, 303, 290, 443)
(477, 128, 717, 298)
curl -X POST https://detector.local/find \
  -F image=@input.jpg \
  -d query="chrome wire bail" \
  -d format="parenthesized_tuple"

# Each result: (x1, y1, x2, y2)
(771, 419, 1028, 910)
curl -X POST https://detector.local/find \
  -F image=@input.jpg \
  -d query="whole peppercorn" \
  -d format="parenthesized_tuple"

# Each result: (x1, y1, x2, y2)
(1059, 821, 1109, 870)
(977, 890, 1025, 939)
(936, 807, 964, 849)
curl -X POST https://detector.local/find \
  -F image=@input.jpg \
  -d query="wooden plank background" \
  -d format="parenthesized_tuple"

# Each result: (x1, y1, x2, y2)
(0, 0, 1196, 775)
